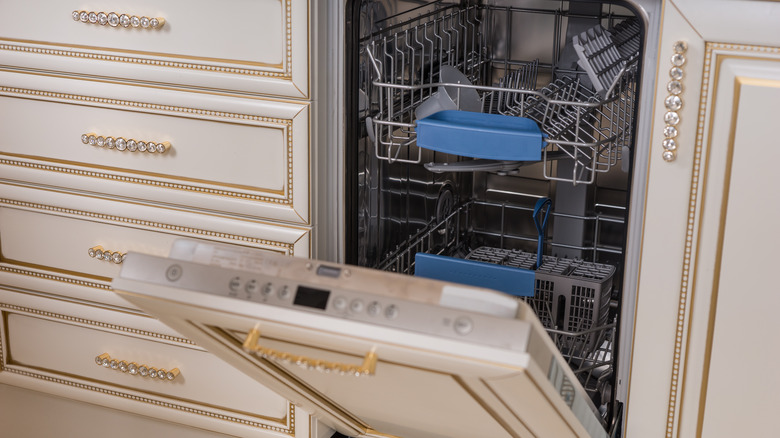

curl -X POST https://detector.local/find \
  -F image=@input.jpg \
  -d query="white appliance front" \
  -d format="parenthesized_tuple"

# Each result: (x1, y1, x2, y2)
(112, 240, 609, 438)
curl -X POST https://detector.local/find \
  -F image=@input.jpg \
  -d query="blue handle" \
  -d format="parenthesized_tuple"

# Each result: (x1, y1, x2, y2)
(533, 197, 552, 269)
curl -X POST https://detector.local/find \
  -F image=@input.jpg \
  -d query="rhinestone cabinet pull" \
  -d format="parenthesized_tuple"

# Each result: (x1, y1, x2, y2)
(242, 325, 378, 377)
(95, 353, 180, 381)
(73, 11, 165, 29)
(662, 41, 688, 162)
(88, 246, 126, 264)
(82, 133, 171, 154)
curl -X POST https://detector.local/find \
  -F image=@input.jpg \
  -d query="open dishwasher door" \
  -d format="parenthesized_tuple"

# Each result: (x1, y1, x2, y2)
(112, 240, 608, 438)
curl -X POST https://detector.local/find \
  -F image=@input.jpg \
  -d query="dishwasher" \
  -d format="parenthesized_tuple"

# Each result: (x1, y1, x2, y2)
(113, 1, 660, 437)
(346, 0, 647, 431)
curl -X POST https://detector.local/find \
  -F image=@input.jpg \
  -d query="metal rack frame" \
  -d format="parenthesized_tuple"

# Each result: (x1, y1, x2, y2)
(363, 4, 639, 185)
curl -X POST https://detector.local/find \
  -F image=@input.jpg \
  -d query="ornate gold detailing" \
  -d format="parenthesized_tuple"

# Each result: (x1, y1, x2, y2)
(664, 42, 780, 438)
(0, 198, 294, 254)
(82, 133, 171, 154)
(95, 353, 180, 380)
(0, 302, 295, 432)
(73, 11, 165, 29)
(662, 41, 688, 162)
(88, 245, 126, 264)
(0, 86, 294, 206)
(0, 302, 194, 345)
(243, 326, 378, 377)
(0, 265, 111, 291)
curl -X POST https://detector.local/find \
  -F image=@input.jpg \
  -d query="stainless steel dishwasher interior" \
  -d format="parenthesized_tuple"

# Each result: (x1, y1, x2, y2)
(345, 1, 653, 432)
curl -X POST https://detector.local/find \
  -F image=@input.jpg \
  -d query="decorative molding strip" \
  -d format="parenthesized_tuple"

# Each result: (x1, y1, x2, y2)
(0, 198, 294, 253)
(1, 1, 294, 80)
(665, 41, 780, 438)
(0, 367, 295, 433)
(0, 301, 193, 345)
(0, 42, 291, 79)
(0, 85, 294, 206)
(0, 265, 111, 291)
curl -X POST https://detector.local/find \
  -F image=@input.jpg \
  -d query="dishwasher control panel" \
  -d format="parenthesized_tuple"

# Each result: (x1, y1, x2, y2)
(115, 244, 530, 351)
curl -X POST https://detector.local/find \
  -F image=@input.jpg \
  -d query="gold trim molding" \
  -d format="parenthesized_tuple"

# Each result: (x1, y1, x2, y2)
(0, 198, 294, 254)
(0, 0, 295, 80)
(0, 302, 297, 434)
(0, 85, 295, 206)
(0, 302, 193, 345)
(0, 265, 110, 291)
(665, 41, 780, 438)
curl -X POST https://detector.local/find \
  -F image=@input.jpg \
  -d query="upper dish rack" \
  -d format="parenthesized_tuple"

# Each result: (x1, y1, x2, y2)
(363, 4, 640, 185)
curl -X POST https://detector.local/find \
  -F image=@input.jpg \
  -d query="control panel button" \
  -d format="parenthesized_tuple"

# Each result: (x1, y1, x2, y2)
(245, 279, 259, 294)
(367, 301, 382, 316)
(453, 316, 474, 335)
(261, 282, 273, 296)
(384, 305, 399, 320)
(165, 264, 183, 282)
(349, 299, 365, 313)
(228, 276, 241, 292)
(278, 286, 292, 300)
(333, 296, 347, 311)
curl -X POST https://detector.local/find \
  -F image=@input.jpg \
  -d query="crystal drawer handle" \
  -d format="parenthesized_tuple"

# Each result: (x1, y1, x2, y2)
(95, 353, 180, 381)
(73, 11, 165, 29)
(242, 325, 378, 377)
(82, 133, 171, 154)
(88, 246, 126, 264)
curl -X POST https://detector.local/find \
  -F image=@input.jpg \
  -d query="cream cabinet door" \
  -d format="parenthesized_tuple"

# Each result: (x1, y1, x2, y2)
(627, 2, 780, 437)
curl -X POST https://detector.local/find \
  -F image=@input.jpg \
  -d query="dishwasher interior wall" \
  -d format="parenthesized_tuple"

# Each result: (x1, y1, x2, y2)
(346, 0, 645, 430)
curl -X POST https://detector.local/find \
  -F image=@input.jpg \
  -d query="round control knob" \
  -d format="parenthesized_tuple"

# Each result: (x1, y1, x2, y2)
(228, 276, 241, 292)
(367, 301, 382, 317)
(261, 282, 273, 296)
(453, 316, 474, 335)
(245, 279, 259, 295)
(349, 299, 365, 313)
(278, 286, 292, 300)
(165, 264, 182, 282)
(384, 305, 399, 320)
(333, 296, 348, 311)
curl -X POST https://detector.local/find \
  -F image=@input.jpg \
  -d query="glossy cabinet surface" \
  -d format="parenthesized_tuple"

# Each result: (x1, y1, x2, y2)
(0, 0, 310, 97)
(626, 1, 780, 437)
(0, 0, 317, 436)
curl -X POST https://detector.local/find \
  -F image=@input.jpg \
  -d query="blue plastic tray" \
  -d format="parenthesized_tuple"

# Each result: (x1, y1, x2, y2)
(415, 110, 547, 161)
(414, 253, 535, 297)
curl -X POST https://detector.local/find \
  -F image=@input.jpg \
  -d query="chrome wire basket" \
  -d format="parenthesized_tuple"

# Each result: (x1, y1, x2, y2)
(363, 4, 640, 185)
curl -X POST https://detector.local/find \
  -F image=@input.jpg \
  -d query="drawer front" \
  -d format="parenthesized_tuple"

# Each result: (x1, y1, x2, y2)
(0, 0, 309, 97)
(0, 71, 309, 224)
(0, 184, 310, 306)
(0, 292, 310, 437)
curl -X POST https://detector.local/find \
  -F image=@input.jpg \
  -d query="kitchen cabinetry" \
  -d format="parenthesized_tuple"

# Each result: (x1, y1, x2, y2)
(0, 1, 323, 437)
(626, 1, 780, 437)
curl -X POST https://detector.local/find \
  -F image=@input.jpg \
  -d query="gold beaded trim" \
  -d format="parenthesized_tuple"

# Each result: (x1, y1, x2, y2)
(0, 368, 295, 433)
(2, 1, 295, 80)
(0, 198, 294, 253)
(0, 85, 295, 206)
(0, 302, 296, 432)
(0, 302, 193, 345)
(0, 265, 111, 291)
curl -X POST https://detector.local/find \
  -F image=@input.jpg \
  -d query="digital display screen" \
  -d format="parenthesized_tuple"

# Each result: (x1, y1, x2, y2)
(294, 286, 331, 310)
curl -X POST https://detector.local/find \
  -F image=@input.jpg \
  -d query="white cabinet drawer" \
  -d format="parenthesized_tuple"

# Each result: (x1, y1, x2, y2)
(0, 291, 311, 437)
(0, 0, 309, 98)
(0, 184, 310, 306)
(0, 71, 309, 224)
